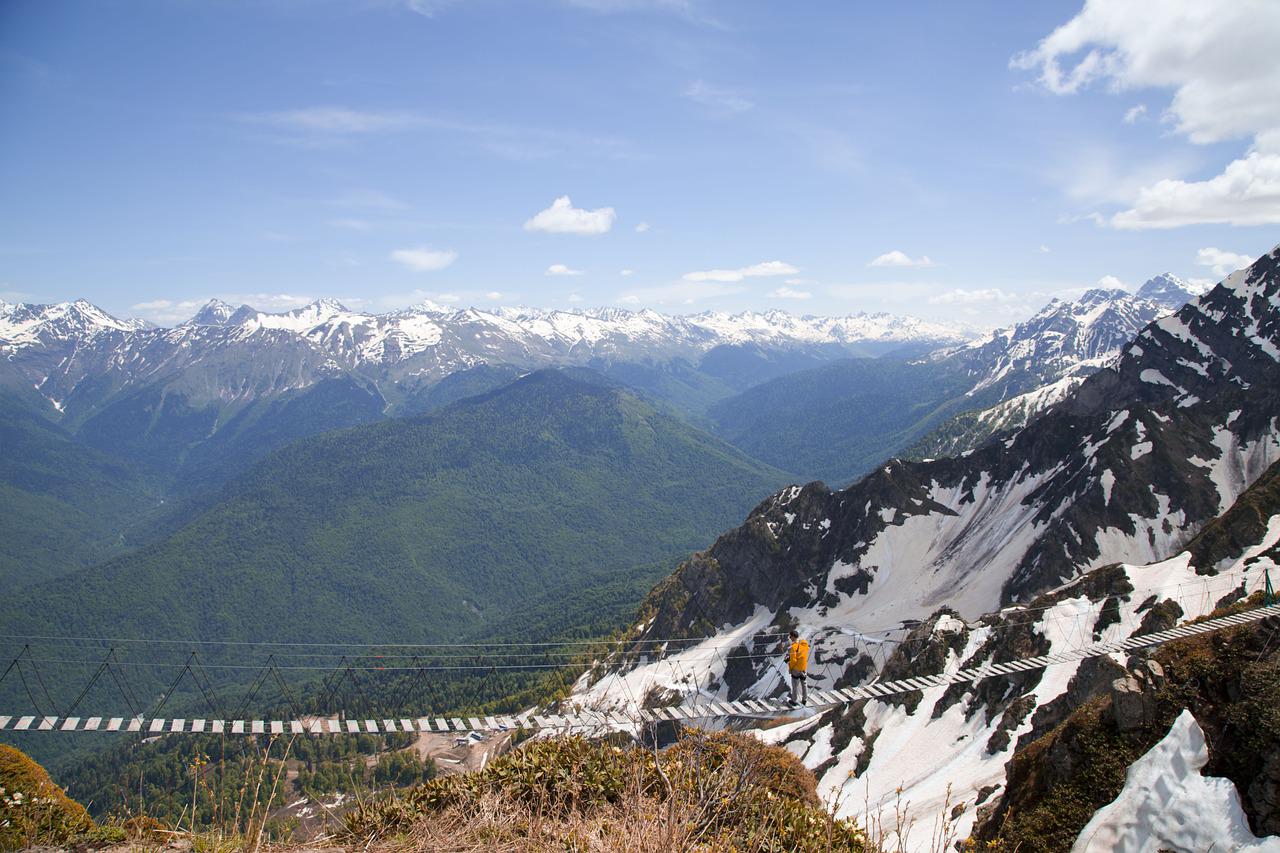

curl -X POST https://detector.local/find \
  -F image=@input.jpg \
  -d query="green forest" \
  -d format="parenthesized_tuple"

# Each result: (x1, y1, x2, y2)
(0, 370, 792, 773)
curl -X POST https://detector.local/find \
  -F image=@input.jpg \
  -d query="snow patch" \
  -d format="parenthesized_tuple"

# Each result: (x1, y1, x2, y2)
(1099, 470, 1115, 506)
(1072, 710, 1280, 852)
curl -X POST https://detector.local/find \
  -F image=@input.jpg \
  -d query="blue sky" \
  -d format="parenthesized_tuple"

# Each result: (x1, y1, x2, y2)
(2, 0, 1278, 327)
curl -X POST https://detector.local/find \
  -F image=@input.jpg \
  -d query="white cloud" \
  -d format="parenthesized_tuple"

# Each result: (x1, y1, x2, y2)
(233, 293, 318, 311)
(683, 79, 753, 115)
(402, 0, 462, 16)
(1096, 275, 1126, 291)
(682, 260, 799, 282)
(741, 261, 798, 277)
(131, 298, 208, 324)
(1013, 1, 1280, 143)
(1110, 147, 1280, 228)
(868, 250, 935, 268)
(927, 288, 1018, 305)
(1014, 0, 1280, 228)
(1057, 211, 1109, 226)
(620, 269, 635, 276)
(546, 263, 583, 276)
(1196, 246, 1256, 277)
(390, 246, 458, 272)
(634, 221, 651, 233)
(524, 196, 616, 235)
(485, 291, 504, 300)
(1039, 244, 1051, 253)
(1123, 104, 1147, 124)
(567, 293, 585, 303)
(560, 0, 714, 25)
(768, 286, 811, 300)
(827, 281, 1040, 327)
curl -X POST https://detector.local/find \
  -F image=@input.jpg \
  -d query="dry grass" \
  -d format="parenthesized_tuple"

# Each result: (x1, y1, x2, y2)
(370, 789, 708, 852)
(346, 729, 870, 852)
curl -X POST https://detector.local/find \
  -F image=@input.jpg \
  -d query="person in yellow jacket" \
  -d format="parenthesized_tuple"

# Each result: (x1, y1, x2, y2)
(785, 630, 809, 705)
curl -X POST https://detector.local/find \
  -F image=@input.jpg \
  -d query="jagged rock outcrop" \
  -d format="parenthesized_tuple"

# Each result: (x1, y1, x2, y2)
(909, 274, 1205, 461)
(576, 243, 1280, 850)
(626, 246, 1280, 658)
(972, 609, 1280, 849)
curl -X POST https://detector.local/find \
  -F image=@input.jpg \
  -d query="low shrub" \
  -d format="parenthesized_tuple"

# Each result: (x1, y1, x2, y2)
(345, 728, 868, 851)
(0, 744, 94, 851)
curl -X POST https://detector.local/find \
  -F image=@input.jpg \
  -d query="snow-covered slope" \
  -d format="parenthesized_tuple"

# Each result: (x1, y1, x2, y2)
(0, 298, 148, 350)
(1072, 710, 1280, 852)
(1135, 271, 1209, 309)
(909, 277, 1202, 459)
(0, 298, 970, 415)
(571, 242, 1280, 848)
(576, 475, 1280, 847)
(945, 286, 1169, 401)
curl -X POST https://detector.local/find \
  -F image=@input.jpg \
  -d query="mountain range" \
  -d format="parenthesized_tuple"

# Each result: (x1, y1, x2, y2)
(0, 369, 792, 746)
(0, 250, 1259, 845)
(571, 245, 1280, 847)
(706, 276, 1198, 482)
(0, 276, 1206, 593)
(0, 297, 970, 415)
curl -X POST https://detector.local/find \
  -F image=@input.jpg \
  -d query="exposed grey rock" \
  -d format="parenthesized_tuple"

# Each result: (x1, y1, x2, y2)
(1247, 748, 1280, 836)
(1110, 675, 1155, 733)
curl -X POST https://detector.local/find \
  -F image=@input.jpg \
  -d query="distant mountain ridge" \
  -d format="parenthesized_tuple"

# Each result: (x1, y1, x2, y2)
(707, 276, 1194, 482)
(1136, 271, 1209, 306)
(945, 278, 1184, 399)
(0, 297, 971, 480)
(902, 274, 1199, 460)
(625, 252, 1279, 644)
(0, 297, 971, 410)
(0, 369, 793, 707)
(571, 248, 1280, 849)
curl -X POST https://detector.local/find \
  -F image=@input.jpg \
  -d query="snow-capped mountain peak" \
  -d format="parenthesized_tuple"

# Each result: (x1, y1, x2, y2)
(183, 298, 242, 327)
(953, 285, 1169, 400)
(224, 298, 358, 334)
(0, 298, 146, 350)
(571, 243, 1280, 851)
(1136, 272, 1207, 308)
(0, 294, 978, 419)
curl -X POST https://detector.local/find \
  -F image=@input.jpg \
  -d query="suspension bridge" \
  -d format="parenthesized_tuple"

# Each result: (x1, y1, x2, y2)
(3, 588, 1275, 738)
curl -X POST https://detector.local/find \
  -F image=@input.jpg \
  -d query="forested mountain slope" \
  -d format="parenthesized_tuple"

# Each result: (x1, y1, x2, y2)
(0, 298, 966, 503)
(0, 370, 792, 691)
(0, 392, 161, 588)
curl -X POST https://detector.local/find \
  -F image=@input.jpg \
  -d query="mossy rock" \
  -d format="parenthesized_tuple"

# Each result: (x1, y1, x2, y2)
(0, 743, 94, 851)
